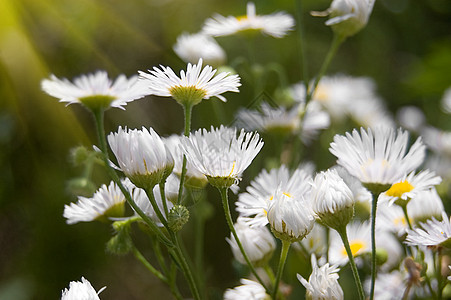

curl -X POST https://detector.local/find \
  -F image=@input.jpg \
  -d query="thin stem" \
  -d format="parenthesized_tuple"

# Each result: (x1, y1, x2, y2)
(145, 188, 169, 229)
(437, 248, 443, 300)
(264, 265, 276, 285)
(159, 181, 170, 217)
(369, 191, 382, 300)
(169, 261, 182, 300)
(177, 104, 193, 205)
(132, 246, 168, 283)
(272, 240, 291, 300)
(337, 226, 366, 300)
(218, 187, 269, 292)
(307, 34, 345, 102)
(400, 204, 413, 230)
(294, 0, 309, 97)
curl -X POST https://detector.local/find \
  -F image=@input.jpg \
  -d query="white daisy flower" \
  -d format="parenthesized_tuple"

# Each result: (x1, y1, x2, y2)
(312, 0, 375, 37)
(107, 126, 174, 190)
(61, 277, 105, 300)
(310, 168, 355, 230)
(180, 125, 264, 188)
(235, 102, 301, 135)
(224, 278, 269, 300)
(397, 106, 426, 133)
(138, 58, 240, 106)
(408, 188, 445, 225)
(42, 71, 148, 111)
(441, 87, 451, 114)
(377, 201, 410, 236)
(329, 127, 426, 188)
(299, 101, 331, 144)
(236, 164, 313, 227)
(297, 255, 344, 300)
(267, 189, 315, 242)
(164, 134, 207, 188)
(296, 223, 328, 258)
(425, 153, 451, 182)
(64, 180, 126, 225)
(226, 217, 276, 267)
(381, 170, 441, 206)
(364, 270, 406, 300)
(421, 126, 451, 156)
(202, 2, 295, 38)
(329, 221, 371, 266)
(405, 213, 451, 248)
(347, 97, 395, 129)
(173, 32, 226, 67)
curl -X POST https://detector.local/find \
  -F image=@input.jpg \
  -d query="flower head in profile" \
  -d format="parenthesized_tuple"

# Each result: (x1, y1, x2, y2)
(181, 125, 264, 188)
(61, 277, 105, 300)
(63, 180, 126, 224)
(224, 279, 269, 300)
(382, 170, 441, 207)
(312, 0, 375, 38)
(405, 213, 451, 249)
(173, 32, 226, 67)
(138, 59, 240, 106)
(329, 127, 426, 192)
(227, 217, 276, 267)
(202, 2, 295, 38)
(297, 255, 344, 300)
(310, 168, 355, 230)
(267, 189, 315, 242)
(108, 127, 174, 190)
(42, 71, 148, 111)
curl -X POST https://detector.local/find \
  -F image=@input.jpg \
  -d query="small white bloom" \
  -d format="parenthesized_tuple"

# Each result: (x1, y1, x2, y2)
(441, 87, 451, 114)
(310, 168, 355, 229)
(296, 223, 328, 258)
(42, 71, 148, 110)
(297, 255, 344, 300)
(236, 164, 313, 227)
(173, 32, 226, 66)
(267, 189, 315, 241)
(405, 213, 451, 248)
(329, 127, 426, 186)
(181, 125, 264, 188)
(226, 217, 276, 267)
(365, 270, 405, 300)
(61, 277, 105, 300)
(64, 180, 126, 224)
(138, 58, 240, 106)
(224, 279, 269, 300)
(108, 126, 174, 190)
(202, 2, 295, 38)
(421, 126, 451, 156)
(312, 0, 375, 37)
(347, 97, 395, 129)
(329, 221, 371, 266)
(300, 101, 331, 144)
(397, 106, 426, 133)
(408, 188, 445, 225)
(381, 170, 441, 205)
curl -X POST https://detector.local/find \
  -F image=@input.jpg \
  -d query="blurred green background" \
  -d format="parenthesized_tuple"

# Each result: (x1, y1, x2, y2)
(0, 0, 450, 299)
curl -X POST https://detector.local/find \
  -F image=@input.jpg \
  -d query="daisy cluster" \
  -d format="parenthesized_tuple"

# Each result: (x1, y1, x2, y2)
(41, 1, 451, 300)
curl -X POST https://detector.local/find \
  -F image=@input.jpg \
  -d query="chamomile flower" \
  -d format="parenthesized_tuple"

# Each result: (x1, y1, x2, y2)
(405, 213, 451, 249)
(107, 127, 174, 190)
(173, 32, 226, 66)
(267, 189, 315, 242)
(138, 58, 240, 106)
(236, 164, 313, 227)
(42, 71, 147, 111)
(63, 180, 126, 225)
(202, 2, 295, 38)
(224, 279, 269, 300)
(329, 221, 371, 266)
(180, 125, 264, 188)
(312, 0, 375, 38)
(310, 168, 355, 230)
(329, 127, 426, 190)
(297, 255, 344, 300)
(226, 217, 276, 267)
(382, 170, 441, 206)
(61, 277, 105, 300)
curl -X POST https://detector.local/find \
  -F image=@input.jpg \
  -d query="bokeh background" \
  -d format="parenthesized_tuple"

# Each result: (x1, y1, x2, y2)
(0, 0, 451, 299)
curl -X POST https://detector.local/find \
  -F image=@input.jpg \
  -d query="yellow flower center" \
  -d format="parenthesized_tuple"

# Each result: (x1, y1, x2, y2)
(313, 85, 329, 102)
(386, 180, 414, 198)
(342, 240, 366, 257)
(282, 192, 292, 198)
(393, 216, 407, 226)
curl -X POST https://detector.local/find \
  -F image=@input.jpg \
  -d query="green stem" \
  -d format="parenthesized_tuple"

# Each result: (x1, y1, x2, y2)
(337, 226, 365, 300)
(159, 181, 170, 217)
(272, 240, 291, 300)
(132, 246, 167, 283)
(294, 0, 309, 98)
(218, 187, 269, 292)
(92, 109, 172, 247)
(369, 191, 382, 300)
(437, 248, 443, 300)
(169, 261, 182, 300)
(400, 204, 413, 230)
(307, 34, 345, 102)
(177, 104, 193, 205)
(264, 265, 276, 285)
(145, 188, 170, 229)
